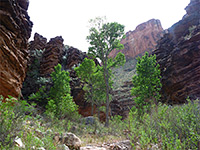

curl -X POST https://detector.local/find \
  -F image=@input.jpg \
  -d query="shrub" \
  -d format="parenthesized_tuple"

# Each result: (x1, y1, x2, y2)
(0, 95, 32, 148)
(128, 99, 200, 149)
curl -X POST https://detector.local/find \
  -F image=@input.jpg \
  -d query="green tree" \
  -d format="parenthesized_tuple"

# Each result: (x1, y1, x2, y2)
(46, 64, 79, 119)
(87, 17, 126, 126)
(75, 58, 99, 115)
(131, 52, 162, 117)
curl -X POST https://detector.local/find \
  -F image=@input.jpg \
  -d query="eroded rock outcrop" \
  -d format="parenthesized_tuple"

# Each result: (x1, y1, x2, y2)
(109, 19, 164, 59)
(110, 81, 135, 118)
(0, 0, 32, 98)
(40, 36, 65, 77)
(22, 33, 47, 98)
(153, 0, 200, 104)
(29, 33, 47, 51)
(23, 36, 105, 119)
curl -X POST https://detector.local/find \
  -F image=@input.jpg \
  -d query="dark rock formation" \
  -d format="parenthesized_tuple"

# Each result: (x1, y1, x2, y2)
(110, 81, 135, 119)
(23, 36, 105, 119)
(22, 33, 47, 98)
(0, 0, 32, 98)
(109, 19, 164, 59)
(40, 36, 65, 77)
(153, 0, 200, 104)
(29, 33, 47, 51)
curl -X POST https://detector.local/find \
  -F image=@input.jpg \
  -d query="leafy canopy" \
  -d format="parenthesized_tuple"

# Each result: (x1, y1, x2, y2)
(131, 52, 162, 115)
(46, 64, 78, 119)
(87, 17, 125, 61)
(75, 58, 106, 116)
(87, 17, 126, 126)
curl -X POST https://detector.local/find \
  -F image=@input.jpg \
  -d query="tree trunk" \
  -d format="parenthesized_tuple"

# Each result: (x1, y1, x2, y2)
(90, 87, 94, 116)
(97, 105, 100, 120)
(91, 102, 94, 116)
(103, 65, 110, 127)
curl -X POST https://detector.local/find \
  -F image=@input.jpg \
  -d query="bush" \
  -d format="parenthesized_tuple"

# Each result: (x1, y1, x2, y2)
(128, 99, 200, 149)
(0, 95, 32, 148)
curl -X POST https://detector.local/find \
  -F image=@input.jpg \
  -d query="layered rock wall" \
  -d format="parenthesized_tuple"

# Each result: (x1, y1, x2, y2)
(29, 33, 47, 51)
(22, 33, 47, 98)
(109, 19, 164, 59)
(0, 0, 32, 98)
(40, 36, 65, 77)
(153, 0, 200, 103)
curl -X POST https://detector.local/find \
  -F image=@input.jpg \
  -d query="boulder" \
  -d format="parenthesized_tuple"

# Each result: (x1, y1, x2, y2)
(54, 132, 82, 150)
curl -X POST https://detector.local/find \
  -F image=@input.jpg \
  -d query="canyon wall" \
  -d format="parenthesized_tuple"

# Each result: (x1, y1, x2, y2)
(109, 19, 164, 59)
(0, 0, 32, 98)
(153, 0, 200, 104)
(110, 19, 164, 117)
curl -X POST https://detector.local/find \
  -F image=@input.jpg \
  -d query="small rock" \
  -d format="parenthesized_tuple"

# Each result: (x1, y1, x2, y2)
(61, 132, 82, 149)
(151, 144, 159, 150)
(80, 146, 106, 150)
(35, 128, 45, 138)
(53, 132, 61, 145)
(37, 147, 46, 150)
(14, 137, 25, 148)
(57, 144, 70, 150)
(82, 116, 96, 125)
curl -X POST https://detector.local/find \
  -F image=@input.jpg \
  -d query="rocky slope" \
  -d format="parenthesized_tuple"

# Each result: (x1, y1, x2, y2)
(0, 0, 32, 98)
(153, 0, 200, 104)
(109, 19, 164, 59)
(110, 81, 135, 118)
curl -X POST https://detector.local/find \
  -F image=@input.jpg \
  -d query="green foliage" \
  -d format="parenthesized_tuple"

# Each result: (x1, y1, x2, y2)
(87, 17, 125, 58)
(87, 16, 126, 126)
(22, 49, 49, 99)
(131, 52, 162, 116)
(0, 95, 32, 148)
(28, 86, 48, 105)
(29, 64, 79, 120)
(75, 58, 106, 116)
(128, 99, 200, 149)
(45, 64, 79, 119)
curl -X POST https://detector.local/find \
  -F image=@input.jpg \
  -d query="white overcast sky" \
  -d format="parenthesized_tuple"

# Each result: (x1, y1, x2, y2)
(28, 0, 190, 52)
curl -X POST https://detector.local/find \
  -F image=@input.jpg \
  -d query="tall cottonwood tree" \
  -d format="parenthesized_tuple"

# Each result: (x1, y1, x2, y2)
(87, 17, 125, 127)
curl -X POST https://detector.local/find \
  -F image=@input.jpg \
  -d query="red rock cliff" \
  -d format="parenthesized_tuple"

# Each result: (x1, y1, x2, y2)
(0, 0, 32, 98)
(109, 19, 163, 59)
(153, 0, 200, 104)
